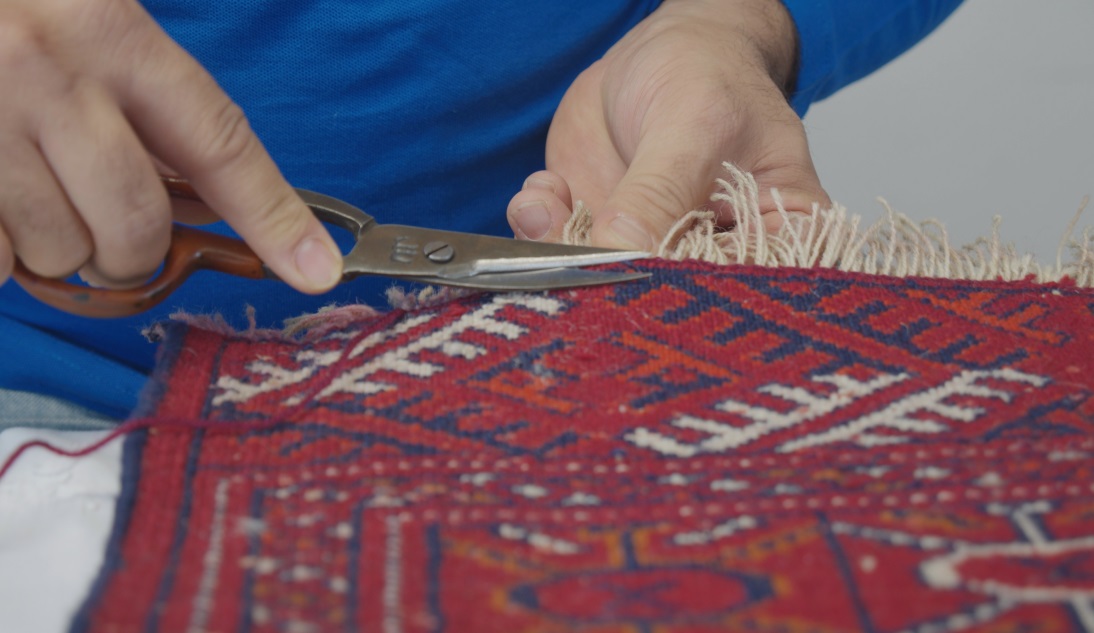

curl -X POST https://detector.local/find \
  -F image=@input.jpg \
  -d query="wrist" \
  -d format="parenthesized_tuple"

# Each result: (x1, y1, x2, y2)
(658, 0, 800, 97)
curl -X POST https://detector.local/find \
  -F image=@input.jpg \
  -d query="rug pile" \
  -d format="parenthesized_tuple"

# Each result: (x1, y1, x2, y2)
(74, 259, 1094, 632)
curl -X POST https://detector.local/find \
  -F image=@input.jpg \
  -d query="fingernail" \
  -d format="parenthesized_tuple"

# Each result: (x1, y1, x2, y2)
(294, 236, 342, 290)
(606, 216, 654, 251)
(514, 201, 552, 241)
(523, 177, 555, 193)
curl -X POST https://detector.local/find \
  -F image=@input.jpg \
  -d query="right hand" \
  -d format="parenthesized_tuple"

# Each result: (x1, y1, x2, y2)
(0, 0, 342, 293)
(506, 0, 829, 250)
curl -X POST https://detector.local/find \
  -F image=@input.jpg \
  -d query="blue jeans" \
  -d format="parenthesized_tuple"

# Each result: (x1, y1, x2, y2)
(0, 388, 118, 431)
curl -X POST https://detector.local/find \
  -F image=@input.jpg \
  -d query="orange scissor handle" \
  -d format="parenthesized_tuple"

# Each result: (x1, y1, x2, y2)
(10, 178, 268, 318)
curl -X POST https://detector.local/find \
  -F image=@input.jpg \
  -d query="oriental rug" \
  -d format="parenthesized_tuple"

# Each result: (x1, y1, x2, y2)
(73, 259, 1094, 633)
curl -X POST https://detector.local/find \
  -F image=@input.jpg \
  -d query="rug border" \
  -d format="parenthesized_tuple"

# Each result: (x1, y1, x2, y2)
(66, 321, 189, 633)
(67, 430, 147, 633)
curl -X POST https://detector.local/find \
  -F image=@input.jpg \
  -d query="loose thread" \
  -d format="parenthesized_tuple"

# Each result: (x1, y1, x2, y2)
(0, 435, 126, 481)
(0, 309, 406, 482)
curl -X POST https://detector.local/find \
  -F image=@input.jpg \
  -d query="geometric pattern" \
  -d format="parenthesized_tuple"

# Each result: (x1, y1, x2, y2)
(74, 260, 1094, 632)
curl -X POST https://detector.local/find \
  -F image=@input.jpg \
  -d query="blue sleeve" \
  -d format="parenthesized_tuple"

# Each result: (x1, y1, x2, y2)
(782, 0, 966, 115)
(0, 0, 964, 417)
(0, 0, 663, 417)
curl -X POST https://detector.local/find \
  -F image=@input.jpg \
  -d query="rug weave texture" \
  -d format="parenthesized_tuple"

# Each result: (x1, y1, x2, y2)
(78, 260, 1094, 633)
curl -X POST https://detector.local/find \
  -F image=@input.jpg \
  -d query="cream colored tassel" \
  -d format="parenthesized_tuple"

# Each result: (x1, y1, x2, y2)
(563, 163, 1093, 286)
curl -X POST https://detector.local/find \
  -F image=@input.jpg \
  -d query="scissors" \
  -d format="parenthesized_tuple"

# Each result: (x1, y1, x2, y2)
(12, 177, 650, 318)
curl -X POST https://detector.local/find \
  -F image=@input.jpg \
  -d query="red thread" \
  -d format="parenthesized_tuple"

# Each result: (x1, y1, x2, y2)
(0, 311, 398, 482)
(0, 413, 286, 481)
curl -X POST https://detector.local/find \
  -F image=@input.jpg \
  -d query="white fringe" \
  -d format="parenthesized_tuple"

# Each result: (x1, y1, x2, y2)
(564, 163, 1094, 286)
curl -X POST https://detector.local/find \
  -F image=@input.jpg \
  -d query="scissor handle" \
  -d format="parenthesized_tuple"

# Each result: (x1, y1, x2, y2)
(10, 178, 268, 318)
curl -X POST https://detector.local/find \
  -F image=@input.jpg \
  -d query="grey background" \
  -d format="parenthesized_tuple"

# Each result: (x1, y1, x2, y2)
(804, 0, 1094, 260)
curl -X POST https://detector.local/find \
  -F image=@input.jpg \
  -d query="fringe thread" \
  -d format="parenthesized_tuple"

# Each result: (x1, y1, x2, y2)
(564, 163, 1094, 287)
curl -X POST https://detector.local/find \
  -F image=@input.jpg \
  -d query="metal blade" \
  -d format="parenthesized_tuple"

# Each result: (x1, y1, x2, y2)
(343, 225, 649, 281)
(389, 267, 652, 291)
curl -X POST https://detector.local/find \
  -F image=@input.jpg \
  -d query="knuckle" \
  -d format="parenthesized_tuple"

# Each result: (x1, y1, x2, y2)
(117, 198, 171, 247)
(23, 245, 91, 279)
(0, 19, 45, 72)
(3, 188, 92, 278)
(0, 0, 148, 79)
(92, 231, 168, 283)
(110, 192, 171, 265)
(56, 74, 102, 110)
(91, 138, 172, 263)
(19, 235, 92, 278)
(192, 99, 259, 170)
(53, 0, 141, 45)
(246, 187, 309, 245)
(83, 0, 161, 70)
(75, 0, 138, 26)
(702, 91, 750, 142)
(522, 171, 561, 193)
(627, 172, 695, 221)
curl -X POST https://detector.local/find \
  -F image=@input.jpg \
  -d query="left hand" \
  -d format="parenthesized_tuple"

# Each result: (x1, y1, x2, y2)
(507, 0, 830, 250)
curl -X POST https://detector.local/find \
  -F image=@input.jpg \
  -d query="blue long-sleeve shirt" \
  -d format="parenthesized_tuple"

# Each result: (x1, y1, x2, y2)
(0, 0, 964, 418)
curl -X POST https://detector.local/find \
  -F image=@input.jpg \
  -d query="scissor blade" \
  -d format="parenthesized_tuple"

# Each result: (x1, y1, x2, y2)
(462, 245, 649, 275)
(393, 268, 652, 291)
(344, 224, 649, 281)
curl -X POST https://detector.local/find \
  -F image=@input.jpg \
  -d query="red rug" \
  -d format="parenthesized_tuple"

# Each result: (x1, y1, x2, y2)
(75, 260, 1094, 632)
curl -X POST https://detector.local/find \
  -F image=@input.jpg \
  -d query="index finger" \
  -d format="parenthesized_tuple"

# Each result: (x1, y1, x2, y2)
(101, 6, 342, 293)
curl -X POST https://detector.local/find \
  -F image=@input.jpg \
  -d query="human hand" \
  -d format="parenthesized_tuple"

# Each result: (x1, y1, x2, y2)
(0, 0, 341, 292)
(507, 0, 830, 250)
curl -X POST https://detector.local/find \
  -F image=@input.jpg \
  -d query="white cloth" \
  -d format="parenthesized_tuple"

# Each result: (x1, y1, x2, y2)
(0, 428, 123, 633)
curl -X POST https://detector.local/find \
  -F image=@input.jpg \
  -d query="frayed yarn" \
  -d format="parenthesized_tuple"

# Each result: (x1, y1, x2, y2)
(383, 285, 479, 311)
(282, 304, 385, 341)
(153, 286, 481, 342)
(564, 163, 1094, 286)
(281, 287, 479, 338)
(144, 304, 384, 343)
(145, 306, 285, 343)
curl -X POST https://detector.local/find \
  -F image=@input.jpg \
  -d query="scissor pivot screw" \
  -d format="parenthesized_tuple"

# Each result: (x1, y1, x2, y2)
(423, 241, 455, 263)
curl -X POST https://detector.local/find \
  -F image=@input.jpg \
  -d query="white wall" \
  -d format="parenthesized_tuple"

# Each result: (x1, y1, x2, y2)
(804, 0, 1094, 260)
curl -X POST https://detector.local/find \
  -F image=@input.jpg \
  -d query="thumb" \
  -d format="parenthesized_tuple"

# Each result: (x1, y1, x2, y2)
(589, 132, 718, 252)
